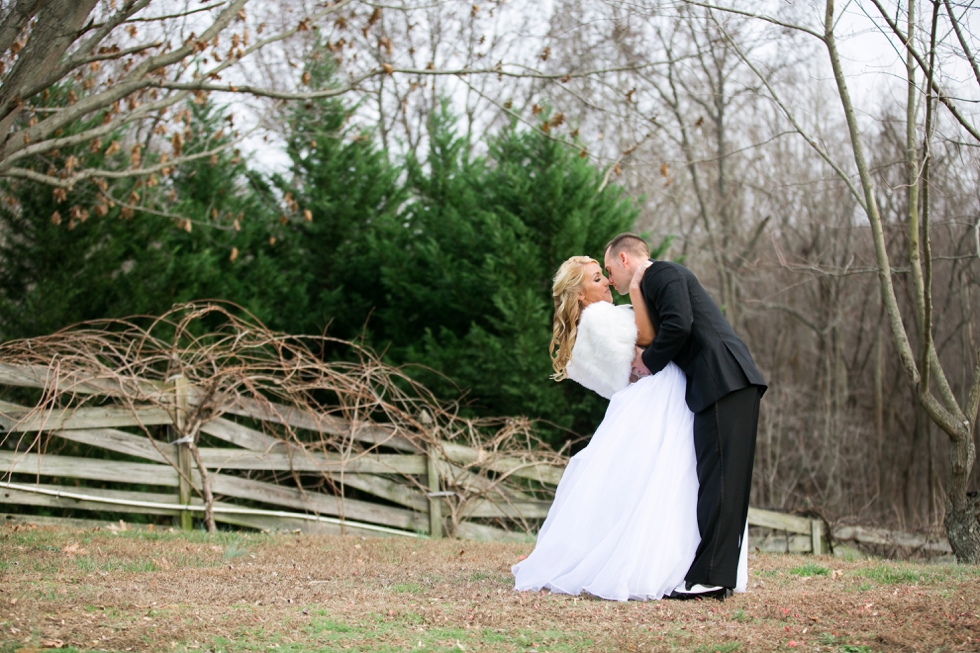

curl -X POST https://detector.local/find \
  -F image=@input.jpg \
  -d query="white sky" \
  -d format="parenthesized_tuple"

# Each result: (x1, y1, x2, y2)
(229, 0, 980, 178)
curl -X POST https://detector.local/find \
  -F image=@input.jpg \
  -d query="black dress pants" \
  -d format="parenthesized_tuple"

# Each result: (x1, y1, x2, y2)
(684, 385, 763, 589)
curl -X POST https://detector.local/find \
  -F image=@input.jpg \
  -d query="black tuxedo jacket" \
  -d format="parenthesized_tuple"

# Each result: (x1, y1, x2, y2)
(639, 260, 766, 413)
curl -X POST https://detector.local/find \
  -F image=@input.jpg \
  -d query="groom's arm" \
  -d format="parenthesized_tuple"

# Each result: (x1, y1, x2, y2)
(639, 265, 693, 375)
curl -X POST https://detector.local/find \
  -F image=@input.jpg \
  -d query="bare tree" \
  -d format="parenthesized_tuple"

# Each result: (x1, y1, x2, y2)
(0, 0, 378, 223)
(666, 0, 980, 561)
(529, 0, 980, 545)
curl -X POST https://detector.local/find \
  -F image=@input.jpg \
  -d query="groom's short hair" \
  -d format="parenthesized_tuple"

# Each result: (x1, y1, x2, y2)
(605, 233, 650, 259)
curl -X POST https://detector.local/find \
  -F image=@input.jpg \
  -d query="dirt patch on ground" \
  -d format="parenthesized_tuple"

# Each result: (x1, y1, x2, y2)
(0, 524, 977, 652)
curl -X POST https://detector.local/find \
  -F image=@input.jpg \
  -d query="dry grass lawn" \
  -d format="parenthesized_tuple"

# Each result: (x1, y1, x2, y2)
(0, 523, 977, 652)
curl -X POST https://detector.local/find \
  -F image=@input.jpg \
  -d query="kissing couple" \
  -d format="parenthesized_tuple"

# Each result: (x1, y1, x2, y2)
(513, 233, 767, 601)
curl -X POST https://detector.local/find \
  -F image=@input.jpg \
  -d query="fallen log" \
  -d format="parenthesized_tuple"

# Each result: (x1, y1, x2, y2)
(832, 524, 951, 554)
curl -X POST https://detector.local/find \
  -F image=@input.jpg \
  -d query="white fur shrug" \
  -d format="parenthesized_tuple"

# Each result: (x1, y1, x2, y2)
(565, 301, 637, 399)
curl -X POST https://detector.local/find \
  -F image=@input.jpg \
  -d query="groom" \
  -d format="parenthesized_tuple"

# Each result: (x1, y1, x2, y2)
(604, 233, 767, 599)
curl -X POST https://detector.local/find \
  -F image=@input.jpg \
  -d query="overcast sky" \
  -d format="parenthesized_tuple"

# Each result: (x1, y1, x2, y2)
(231, 0, 980, 178)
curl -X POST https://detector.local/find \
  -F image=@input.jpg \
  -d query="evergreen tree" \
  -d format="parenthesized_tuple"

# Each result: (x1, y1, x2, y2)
(373, 108, 641, 442)
(268, 48, 405, 339)
(156, 100, 306, 333)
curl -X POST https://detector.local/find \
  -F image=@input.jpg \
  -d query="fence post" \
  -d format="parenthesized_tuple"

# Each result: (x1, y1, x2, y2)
(170, 375, 193, 531)
(426, 444, 443, 539)
(811, 519, 824, 555)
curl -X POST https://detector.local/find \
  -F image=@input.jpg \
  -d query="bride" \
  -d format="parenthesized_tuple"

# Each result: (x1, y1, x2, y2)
(512, 256, 746, 601)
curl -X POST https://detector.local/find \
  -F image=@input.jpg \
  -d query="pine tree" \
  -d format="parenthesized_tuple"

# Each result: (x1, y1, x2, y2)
(266, 47, 405, 339)
(373, 108, 641, 442)
(153, 99, 305, 333)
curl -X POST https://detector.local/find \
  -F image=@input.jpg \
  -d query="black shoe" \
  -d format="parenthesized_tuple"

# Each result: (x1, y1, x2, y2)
(708, 587, 734, 601)
(665, 585, 733, 601)
(665, 589, 696, 600)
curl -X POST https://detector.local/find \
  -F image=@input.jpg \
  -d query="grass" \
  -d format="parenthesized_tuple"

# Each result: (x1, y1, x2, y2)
(814, 634, 876, 653)
(73, 555, 160, 573)
(1, 525, 975, 653)
(309, 616, 354, 633)
(695, 643, 740, 653)
(222, 539, 249, 560)
(788, 562, 830, 577)
(819, 632, 839, 645)
(853, 560, 980, 586)
(844, 560, 980, 588)
(856, 563, 921, 584)
(194, 619, 598, 653)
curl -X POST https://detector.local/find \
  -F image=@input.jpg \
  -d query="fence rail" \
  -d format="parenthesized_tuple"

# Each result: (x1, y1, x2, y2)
(1, 363, 828, 550)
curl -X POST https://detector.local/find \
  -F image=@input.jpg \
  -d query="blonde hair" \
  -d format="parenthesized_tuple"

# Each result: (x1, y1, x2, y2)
(550, 256, 598, 381)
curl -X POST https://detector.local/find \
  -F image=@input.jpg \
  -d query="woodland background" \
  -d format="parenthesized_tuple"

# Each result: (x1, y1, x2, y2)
(0, 0, 978, 537)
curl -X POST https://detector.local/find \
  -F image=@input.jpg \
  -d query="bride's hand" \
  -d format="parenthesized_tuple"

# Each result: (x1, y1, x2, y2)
(631, 346, 651, 379)
(629, 260, 653, 290)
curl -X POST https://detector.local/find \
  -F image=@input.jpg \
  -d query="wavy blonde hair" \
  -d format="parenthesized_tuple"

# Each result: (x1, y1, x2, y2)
(550, 256, 598, 381)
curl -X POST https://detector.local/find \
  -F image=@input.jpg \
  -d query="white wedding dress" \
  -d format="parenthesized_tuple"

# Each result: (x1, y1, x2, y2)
(512, 301, 747, 601)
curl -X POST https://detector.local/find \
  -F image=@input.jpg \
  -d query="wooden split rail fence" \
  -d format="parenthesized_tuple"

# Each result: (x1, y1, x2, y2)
(0, 362, 827, 551)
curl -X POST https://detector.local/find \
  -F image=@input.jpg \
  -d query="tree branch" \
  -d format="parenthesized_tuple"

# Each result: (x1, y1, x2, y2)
(124, 2, 226, 23)
(943, 0, 980, 94)
(919, 0, 939, 395)
(866, 0, 980, 143)
(32, 0, 155, 104)
(0, 87, 192, 173)
(679, 0, 823, 39)
(820, 0, 970, 447)
(5, 137, 239, 189)
(968, 349, 980, 426)
(759, 301, 825, 336)
(72, 41, 164, 68)
(822, 0, 921, 391)
(711, 15, 869, 213)
(0, 0, 248, 163)
(0, 0, 44, 58)
(905, 0, 926, 337)
(0, 0, 101, 131)
(152, 73, 380, 100)
(342, 62, 665, 84)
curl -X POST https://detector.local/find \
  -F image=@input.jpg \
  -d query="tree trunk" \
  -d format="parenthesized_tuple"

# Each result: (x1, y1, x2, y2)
(945, 413, 980, 560)
(820, 0, 980, 561)
(904, 402, 931, 527)
(0, 0, 101, 134)
(945, 487, 980, 563)
(875, 326, 884, 498)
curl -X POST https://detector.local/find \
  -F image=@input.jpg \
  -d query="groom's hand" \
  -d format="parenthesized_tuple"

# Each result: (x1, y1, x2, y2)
(629, 260, 653, 291)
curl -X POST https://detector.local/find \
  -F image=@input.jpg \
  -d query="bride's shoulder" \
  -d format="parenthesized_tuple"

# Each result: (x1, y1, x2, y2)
(575, 302, 637, 354)
(579, 301, 635, 332)
(567, 302, 637, 399)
